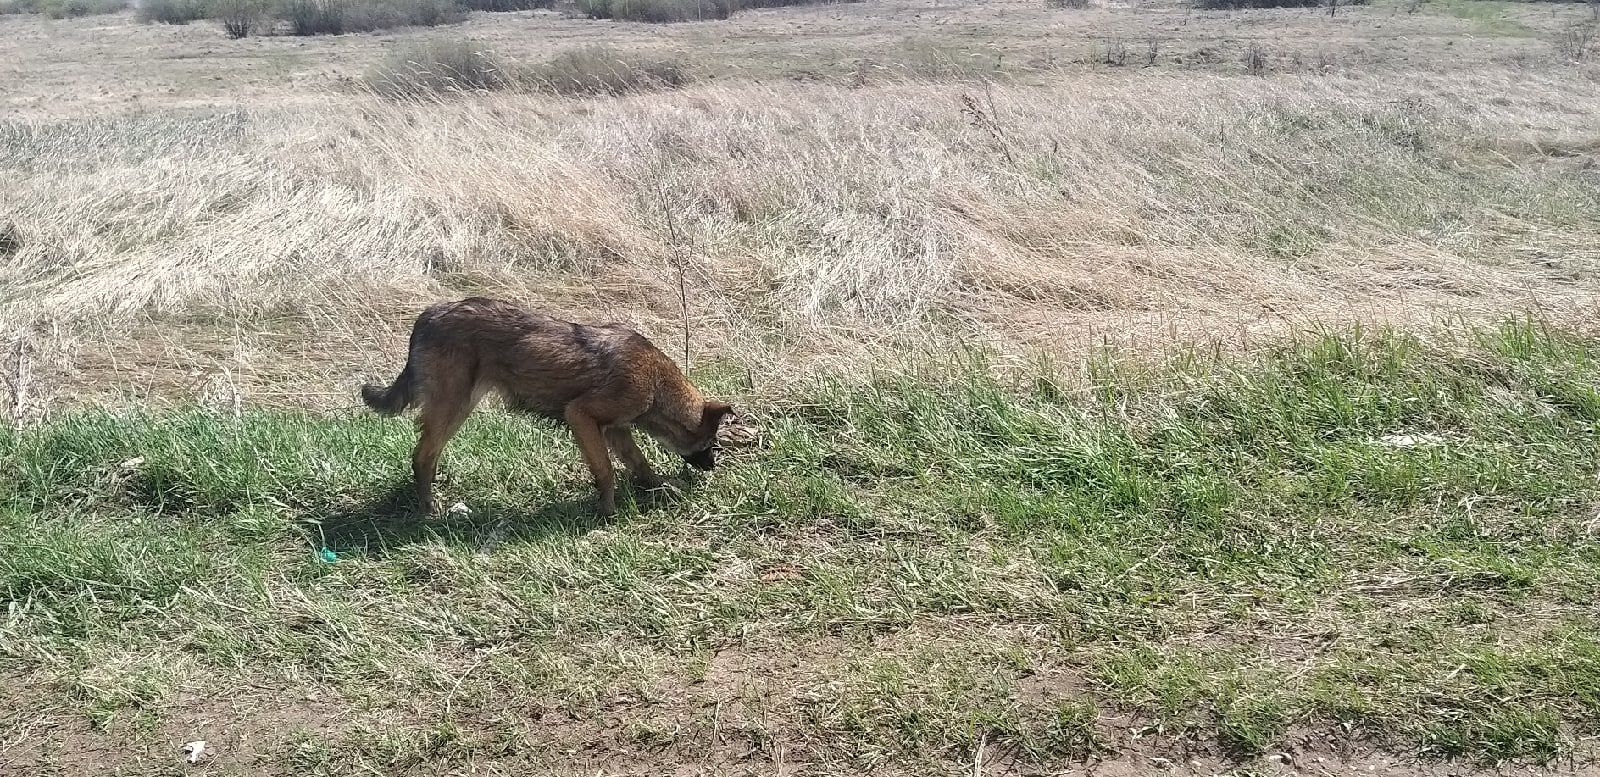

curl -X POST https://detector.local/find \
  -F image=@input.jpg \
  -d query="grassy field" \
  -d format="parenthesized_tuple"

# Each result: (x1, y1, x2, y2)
(3, 0, 1600, 772)
(5, 321, 1600, 773)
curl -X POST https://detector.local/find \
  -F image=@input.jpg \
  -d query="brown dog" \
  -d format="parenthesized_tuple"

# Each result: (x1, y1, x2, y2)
(361, 297, 732, 516)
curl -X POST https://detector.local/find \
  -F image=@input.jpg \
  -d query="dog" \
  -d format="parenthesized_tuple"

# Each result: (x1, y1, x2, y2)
(361, 297, 733, 516)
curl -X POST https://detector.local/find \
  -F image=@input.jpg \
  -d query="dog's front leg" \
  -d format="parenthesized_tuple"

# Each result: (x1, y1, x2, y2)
(604, 426, 663, 490)
(565, 406, 617, 516)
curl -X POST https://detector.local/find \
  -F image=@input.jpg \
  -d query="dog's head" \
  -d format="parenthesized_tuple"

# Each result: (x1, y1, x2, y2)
(681, 401, 734, 471)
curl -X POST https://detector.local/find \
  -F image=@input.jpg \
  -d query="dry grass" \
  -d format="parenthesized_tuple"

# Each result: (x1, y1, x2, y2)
(4, 59, 1600, 406)
(0, 0, 1597, 413)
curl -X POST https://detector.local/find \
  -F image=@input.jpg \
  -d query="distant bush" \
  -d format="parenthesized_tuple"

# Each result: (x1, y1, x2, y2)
(277, 0, 335, 32)
(1193, 0, 1364, 8)
(49, 0, 127, 14)
(128, 0, 467, 32)
(459, 0, 547, 10)
(524, 45, 690, 94)
(277, 0, 463, 34)
(576, 0, 733, 21)
(1, 0, 127, 16)
(137, 0, 208, 21)
(739, 0, 859, 6)
(364, 39, 510, 96)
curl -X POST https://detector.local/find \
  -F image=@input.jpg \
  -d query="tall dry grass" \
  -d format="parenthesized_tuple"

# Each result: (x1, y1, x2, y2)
(2, 69, 1599, 405)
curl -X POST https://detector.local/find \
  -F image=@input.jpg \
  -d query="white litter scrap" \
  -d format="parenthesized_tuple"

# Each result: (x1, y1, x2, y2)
(448, 501, 471, 516)
(1376, 433, 1446, 448)
(182, 740, 208, 764)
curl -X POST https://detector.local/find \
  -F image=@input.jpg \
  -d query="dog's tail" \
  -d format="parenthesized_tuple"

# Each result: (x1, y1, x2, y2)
(361, 361, 419, 416)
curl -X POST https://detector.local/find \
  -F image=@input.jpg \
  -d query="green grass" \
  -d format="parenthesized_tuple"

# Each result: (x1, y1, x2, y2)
(1425, 0, 1535, 36)
(3, 319, 1600, 772)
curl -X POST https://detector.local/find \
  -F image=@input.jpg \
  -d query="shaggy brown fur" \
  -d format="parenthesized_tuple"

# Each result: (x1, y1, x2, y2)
(361, 297, 733, 516)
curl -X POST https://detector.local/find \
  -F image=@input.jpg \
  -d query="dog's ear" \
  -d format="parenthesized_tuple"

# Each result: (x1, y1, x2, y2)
(702, 401, 734, 427)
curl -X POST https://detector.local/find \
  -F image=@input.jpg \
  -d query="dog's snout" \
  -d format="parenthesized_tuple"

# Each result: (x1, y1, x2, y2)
(684, 447, 716, 471)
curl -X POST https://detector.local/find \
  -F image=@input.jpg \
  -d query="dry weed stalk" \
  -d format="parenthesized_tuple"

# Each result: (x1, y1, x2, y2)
(655, 177, 693, 372)
(959, 85, 1017, 165)
(3, 334, 32, 428)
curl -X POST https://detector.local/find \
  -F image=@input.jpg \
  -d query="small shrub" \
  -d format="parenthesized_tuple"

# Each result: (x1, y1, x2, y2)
(1096, 36, 1127, 66)
(1243, 42, 1266, 74)
(364, 39, 510, 97)
(139, 0, 208, 22)
(212, 0, 267, 36)
(1555, 18, 1598, 61)
(576, 0, 733, 22)
(524, 45, 690, 95)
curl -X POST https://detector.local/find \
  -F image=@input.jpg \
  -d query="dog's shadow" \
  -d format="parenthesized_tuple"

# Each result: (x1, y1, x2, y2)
(300, 481, 684, 559)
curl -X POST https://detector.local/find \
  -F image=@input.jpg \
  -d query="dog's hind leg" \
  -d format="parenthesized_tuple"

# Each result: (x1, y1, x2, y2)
(411, 372, 480, 517)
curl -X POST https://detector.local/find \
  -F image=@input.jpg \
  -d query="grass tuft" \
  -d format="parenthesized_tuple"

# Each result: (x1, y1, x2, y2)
(364, 39, 511, 97)
(523, 45, 691, 95)
(364, 41, 691, 98)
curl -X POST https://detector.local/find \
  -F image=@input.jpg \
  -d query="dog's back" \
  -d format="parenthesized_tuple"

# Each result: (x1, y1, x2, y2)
(363, 296, 697, 425)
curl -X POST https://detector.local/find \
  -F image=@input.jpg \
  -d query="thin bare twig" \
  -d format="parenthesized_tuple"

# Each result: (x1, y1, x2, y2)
(655, 178, 693, 371)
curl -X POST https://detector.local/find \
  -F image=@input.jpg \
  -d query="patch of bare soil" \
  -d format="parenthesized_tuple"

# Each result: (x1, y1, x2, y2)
(1, 672, 348, 776)
(5, 653, 1598, 776)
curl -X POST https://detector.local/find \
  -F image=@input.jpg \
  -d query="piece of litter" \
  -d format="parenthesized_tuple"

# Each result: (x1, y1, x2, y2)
(120, 457, 145, 470)
(1376, 433, 1445, 448)
(448, 501, 470, 516)
(182, 740, 207, 764)
(318, 547, 338, 563)
(759, 564, 803, 582)
(719, 420, 762, 448)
